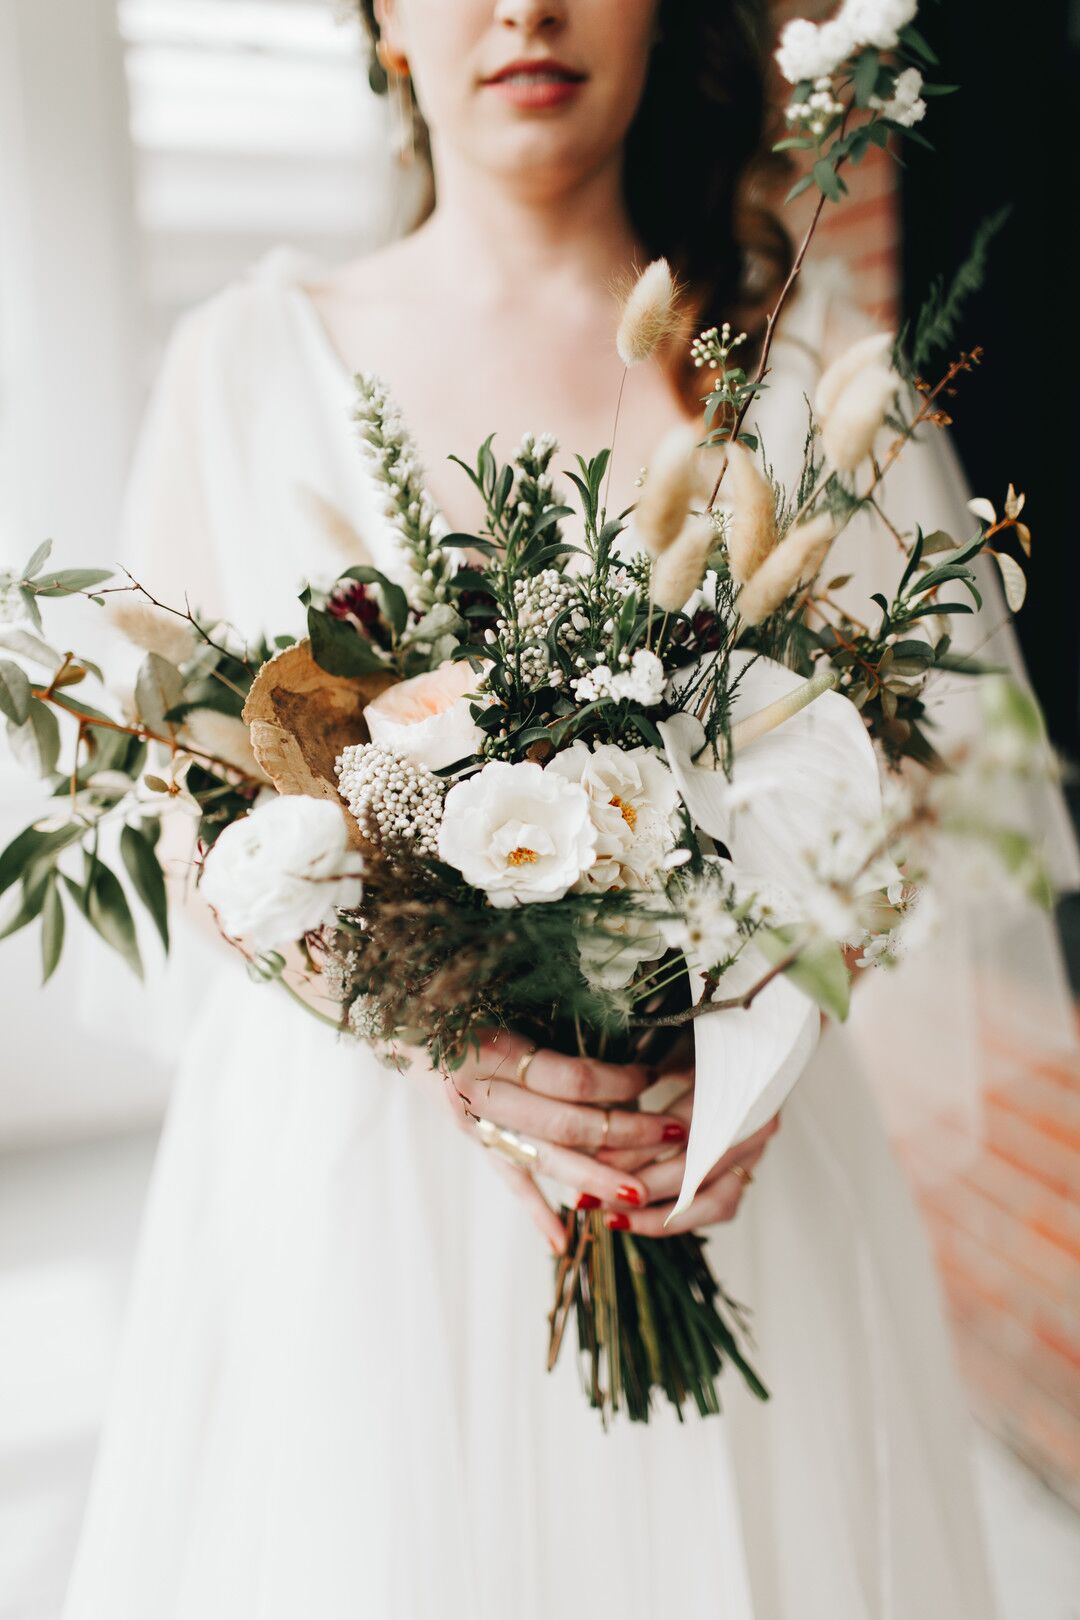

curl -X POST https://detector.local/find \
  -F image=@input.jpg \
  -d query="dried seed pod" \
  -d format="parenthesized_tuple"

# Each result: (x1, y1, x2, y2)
(616, 258, 679, 366)
(736, 512, 837, 627)
(649, 515, 717, 613)
(724, 442, 778, 584)
(633, 424, 703, 556)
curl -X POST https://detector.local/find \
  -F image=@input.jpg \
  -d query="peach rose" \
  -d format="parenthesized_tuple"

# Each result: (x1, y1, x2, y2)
(363, 660, 488, 772)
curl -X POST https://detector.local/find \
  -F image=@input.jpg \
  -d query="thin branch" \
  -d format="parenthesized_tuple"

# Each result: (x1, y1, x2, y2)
(628, 949, 802, 1027)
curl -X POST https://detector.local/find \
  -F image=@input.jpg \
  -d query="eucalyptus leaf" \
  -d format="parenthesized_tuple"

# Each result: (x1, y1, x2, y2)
(120, 823, 170, 952)
(0, 870, 50, 942)
(41, 876, 64, 982)
(135, 652, 185, 737)
(0, 823, 83, 899)
(33, 568, 114, 597)
(22, 539, 53, 580)
(0, 660, 31, 725)
(84, 856, 143, 979)
(7, 699, 61, 777)
(0, 628, 62, 671)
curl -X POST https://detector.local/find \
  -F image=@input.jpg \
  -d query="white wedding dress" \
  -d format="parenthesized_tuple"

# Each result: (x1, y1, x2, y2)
(62, 245, 1071, 1620)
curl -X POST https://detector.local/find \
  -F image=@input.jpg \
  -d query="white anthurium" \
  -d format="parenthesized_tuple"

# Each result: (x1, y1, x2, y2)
(657, 651, 891, 1212)
(674, 944, 820, 1219)
(660, 653, 889, 897)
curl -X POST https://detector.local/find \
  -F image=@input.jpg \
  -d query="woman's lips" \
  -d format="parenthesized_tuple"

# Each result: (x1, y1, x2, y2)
(483, 69, 586, 111)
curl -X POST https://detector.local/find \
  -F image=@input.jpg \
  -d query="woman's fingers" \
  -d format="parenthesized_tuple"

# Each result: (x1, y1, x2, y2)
(464, 1029, 655, 1106)
(453, 1076, 686, 1155)
(487, 1160, 569, 1256)
(603, 1115, 782, 1237)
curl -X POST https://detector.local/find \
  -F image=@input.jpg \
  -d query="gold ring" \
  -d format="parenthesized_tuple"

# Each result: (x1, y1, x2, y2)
(599, 1109, 611, 1148)
(513, 1045, 537, 1088)
(474, 1116, 539, 1170)
(731, 1163, 753, 1187)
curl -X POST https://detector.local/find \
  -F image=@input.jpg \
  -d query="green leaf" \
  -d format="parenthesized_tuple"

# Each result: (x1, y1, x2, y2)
(783, 173, 815, 205)
(19, 587, 43, 631)
(33, 568, 114, 597)
(84, 856, 143, 979)
(120, 823, 170, 952)
(22, 540, 53, 580)
(440, 533, 500, 556)
(135, 652, 185, 737)
(762, 928, 850, 1021)
(7, 698, 61, 776)
(338, 566, 409, 638)
(41, 876, 64, 982)
(0, 628, 62, 671)
(898, 22, 939, 64)
(812, 159, 844, 203)
(0, 660, 31, 725)
(306, 607, 390, 677)
(0, 870, 50, 941)
(0, 823, 83, 899)
(853, 47, 881, 108)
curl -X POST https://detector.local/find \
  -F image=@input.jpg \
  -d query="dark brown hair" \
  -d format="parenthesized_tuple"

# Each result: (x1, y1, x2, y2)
(356, 0, 793, 412)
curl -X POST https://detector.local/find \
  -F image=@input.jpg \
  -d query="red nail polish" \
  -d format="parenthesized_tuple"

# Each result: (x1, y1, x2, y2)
(576, 1192, 601, 1211)
(616, 1184, 643, 1206)
(662, 1123, 687, 1143)
(605, 1212, 631, 1230)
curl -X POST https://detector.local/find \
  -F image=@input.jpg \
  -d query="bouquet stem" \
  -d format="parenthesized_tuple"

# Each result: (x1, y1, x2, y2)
(547, 1208, 768, 1423)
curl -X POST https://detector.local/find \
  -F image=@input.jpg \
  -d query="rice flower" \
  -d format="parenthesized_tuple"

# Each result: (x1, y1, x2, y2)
(106, 597, 195, 667)
(736, 512, 836, 627)
(649, 515, 716, 613)
(633, 424, 703, 556)
(724, 442, 778, 584)
(616, 259, 679, 367)
(184, 708, 270, 781)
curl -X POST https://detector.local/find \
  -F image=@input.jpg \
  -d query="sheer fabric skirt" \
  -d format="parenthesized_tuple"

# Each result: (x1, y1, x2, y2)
(62, 975, 995, 1620)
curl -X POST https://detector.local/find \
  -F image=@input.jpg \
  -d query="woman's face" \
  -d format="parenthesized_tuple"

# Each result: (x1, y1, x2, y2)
(376, 0, 661, 193)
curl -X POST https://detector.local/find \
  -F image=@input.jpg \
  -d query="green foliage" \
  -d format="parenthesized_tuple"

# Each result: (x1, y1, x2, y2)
(905, 206, 1011, 374)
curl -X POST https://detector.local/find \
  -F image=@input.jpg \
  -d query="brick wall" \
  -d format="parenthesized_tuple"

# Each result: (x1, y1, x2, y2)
(766, 3, 1080, 1507)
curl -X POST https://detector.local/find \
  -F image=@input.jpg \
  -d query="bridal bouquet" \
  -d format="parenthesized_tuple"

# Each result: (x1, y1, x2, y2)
(0, 1, 1057, 1421)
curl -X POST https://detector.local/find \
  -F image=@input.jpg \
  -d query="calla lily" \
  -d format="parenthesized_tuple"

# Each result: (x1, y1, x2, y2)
(658, 652, 888, 1211)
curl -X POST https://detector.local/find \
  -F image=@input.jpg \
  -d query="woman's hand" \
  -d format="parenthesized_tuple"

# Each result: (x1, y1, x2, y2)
(440, 1028, 688, 1251)
(440, 1029, 778, 1252)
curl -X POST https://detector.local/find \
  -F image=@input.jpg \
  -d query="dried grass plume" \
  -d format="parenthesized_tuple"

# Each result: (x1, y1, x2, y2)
(616, 258, 680, 367)
(736, 512, 836, 627)
(649, 515, 716, 613)
(633, 424, 703, 556)
(106, 596, 195, 667)
(724, 442, 778, 585)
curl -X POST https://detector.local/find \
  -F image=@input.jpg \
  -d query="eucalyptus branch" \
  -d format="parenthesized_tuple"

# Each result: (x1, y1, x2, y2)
(31, 685, 265, 787)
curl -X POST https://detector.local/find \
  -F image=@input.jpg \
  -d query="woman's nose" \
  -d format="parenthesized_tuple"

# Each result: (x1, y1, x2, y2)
(492, 0, 566, 32)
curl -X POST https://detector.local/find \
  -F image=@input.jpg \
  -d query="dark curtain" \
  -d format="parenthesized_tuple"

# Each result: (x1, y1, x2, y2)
(899, 0, 1080, 758)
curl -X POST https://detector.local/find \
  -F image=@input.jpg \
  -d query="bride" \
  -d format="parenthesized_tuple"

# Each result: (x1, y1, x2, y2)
(62, 1, 1033, 1614)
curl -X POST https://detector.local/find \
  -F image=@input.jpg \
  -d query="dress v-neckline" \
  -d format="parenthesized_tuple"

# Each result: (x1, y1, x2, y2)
(285, 274, 460, 538)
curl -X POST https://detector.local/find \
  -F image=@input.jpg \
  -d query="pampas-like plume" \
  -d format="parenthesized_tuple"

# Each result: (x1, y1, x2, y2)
(724, 442, 778, 584)
(813, 331, 893, 421)
(633, 424, 703, 556)
(616, 259, 679, 367)
(649, 515, 716, 613)
(183, 708, 270, 781)
(106, 597, 195, 667)
(813, 331, 898, 473)
(736, 511, 836, 627)
(820, 364, 898, 473)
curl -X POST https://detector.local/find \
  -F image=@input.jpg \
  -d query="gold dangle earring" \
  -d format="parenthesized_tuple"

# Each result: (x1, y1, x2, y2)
(376, 39, 416, 167)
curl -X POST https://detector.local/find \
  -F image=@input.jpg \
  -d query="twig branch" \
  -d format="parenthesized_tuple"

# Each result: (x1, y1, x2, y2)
(628, 949, 801, 1027)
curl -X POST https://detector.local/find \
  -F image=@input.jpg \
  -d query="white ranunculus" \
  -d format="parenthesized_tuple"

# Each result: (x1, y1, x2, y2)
(547, 741, 680, 890)
(200, 795, 363, 951)
(364, 660, 488, 773)
(438, 760, 597, 907)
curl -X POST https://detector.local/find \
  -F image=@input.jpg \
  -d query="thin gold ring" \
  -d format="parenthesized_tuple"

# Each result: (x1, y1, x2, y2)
(513, 1045, 538, 1088)
(599, 1108, 611, 1148)
(731, 1163, 753, 1187)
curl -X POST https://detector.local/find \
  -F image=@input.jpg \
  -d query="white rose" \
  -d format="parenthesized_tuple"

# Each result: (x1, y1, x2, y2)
(547, 741, 680, 890)
(364, 660, 488, 773)
(438, 760, 597, 907)
(200, 795, 363, 950)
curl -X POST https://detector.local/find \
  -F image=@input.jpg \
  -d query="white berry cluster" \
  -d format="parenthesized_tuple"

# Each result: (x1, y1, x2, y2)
(571, 648, 666, 708)
(353, 372, 451, 610)
(869, 65, 926, 128)
(347, 994, 387, 1041)
(491, 568, 580, 688)
(322, 946, 361, 1003)
(784, 77, 845, 137)
(336, 741, 445, 856)
(690, 322, 748, 372)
